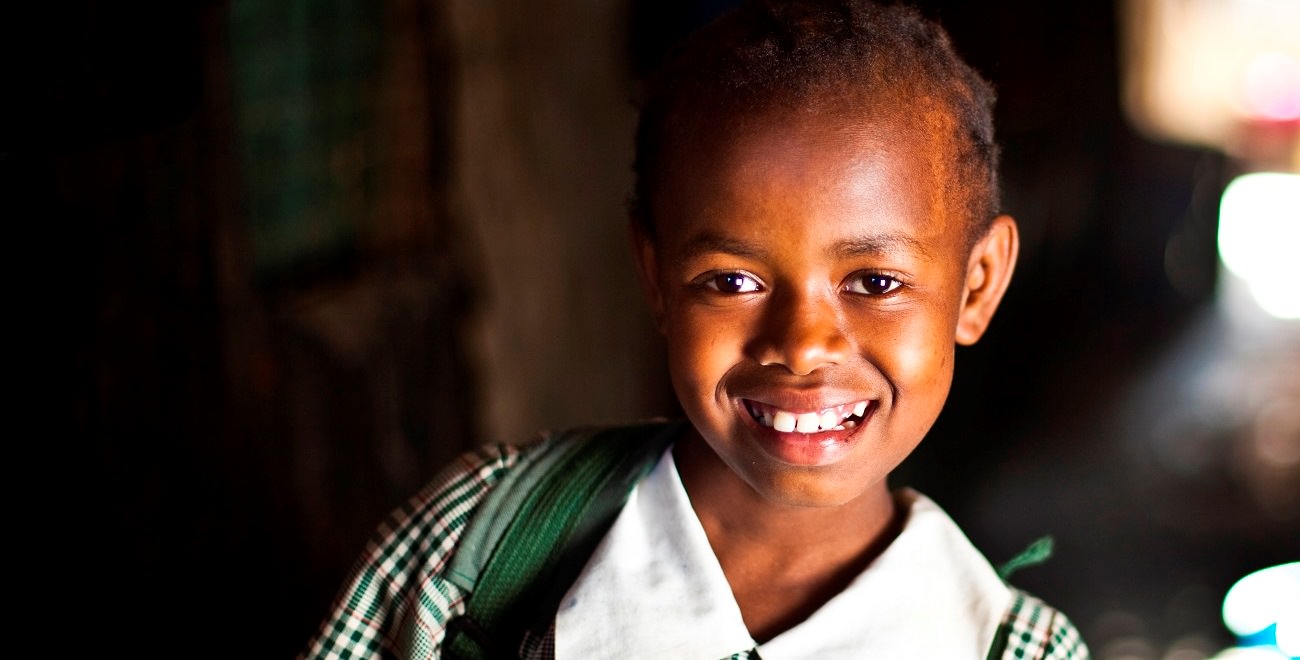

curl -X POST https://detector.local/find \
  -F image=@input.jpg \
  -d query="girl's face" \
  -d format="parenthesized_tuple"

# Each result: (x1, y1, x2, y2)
(636, 109, 1013, 508)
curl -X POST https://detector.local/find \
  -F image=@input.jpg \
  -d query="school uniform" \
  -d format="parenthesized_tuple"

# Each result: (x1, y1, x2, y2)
(302, 423, 1089, 659)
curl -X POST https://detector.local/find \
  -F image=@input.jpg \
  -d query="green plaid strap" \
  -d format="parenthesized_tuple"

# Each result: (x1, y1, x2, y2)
(442, 421, 680, 660)
(989, 589, 1091, 660)
(300, 443, 525, 659)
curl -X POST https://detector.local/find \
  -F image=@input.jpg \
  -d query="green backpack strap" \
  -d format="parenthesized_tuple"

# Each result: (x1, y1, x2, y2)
(442, 420, 682, 660)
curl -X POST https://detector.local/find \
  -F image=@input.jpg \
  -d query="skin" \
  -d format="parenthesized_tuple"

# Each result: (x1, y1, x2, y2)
(631, 106, 1019, 641)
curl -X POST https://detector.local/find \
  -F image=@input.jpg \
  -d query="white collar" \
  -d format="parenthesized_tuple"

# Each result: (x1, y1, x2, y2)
(554, 447, 1011, 659)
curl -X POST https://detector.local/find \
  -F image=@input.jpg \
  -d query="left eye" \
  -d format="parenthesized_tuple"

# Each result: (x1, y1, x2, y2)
(846, 273, 902, 295)
(706, 272, 762, 293)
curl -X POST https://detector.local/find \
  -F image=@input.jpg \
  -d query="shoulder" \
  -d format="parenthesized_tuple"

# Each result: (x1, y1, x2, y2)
(896, 491, 1090, 659)
(300, 420, 680, 659)
(992, 588, 1091, 660)
(299, 438, 537, 659)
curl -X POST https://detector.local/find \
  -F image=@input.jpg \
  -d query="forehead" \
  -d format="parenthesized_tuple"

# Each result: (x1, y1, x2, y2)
(652, 107, 967, 258)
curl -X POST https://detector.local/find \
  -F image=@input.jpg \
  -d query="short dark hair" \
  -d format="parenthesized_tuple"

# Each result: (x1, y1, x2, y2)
(632, 0, 1000, 246)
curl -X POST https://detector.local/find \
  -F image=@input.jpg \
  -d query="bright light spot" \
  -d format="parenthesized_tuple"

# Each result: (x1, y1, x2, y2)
(1218, 173, 1300, 319)
(1279, 618, 1299, 658)
(1279, 608, 1300, 660)
(1222, 562, 1300, 656)
(1243, 52, 1300, 121)
(1121, 0, 1300, 149)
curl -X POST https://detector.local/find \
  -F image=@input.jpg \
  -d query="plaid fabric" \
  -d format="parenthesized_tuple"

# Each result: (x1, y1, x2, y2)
(302, 431, 1090, 659)
(997, 589, 1091, 660)
(301, 442, 527, 660)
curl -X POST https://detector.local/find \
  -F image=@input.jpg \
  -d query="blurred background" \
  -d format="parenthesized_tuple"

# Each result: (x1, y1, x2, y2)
(12, 0, 1297, 657)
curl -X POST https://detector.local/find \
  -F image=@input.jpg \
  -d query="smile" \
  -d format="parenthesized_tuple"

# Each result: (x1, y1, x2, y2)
(743, 399, 870, 434)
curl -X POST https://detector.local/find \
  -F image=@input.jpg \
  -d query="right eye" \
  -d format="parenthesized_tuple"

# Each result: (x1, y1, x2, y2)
(704, 272, 762, 294)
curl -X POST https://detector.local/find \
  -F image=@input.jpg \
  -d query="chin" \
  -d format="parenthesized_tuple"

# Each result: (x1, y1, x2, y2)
(740, 461, 887, 509)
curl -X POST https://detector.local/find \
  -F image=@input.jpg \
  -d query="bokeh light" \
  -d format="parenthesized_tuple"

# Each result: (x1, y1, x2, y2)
(1217, 172, 1300, 320)
(1121, 0, 1300, 150)
(1220, 562, 1300, 658)
(1242, 52, 1300, 122)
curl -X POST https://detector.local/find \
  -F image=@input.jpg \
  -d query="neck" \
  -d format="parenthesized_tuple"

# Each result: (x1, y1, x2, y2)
(672, 434, 904, 640)
(674, 432, 900, 552)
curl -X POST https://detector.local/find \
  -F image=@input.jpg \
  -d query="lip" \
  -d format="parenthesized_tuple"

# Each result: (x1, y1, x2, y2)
(735, 396, 875, 467)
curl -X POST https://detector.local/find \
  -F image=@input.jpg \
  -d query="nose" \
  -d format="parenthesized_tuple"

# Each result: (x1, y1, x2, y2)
(749, 289, 851, 376)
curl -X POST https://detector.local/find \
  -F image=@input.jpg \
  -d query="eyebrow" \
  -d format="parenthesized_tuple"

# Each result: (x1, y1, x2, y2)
(678, 231, 932, 261)
(832, 234, 933, 260)
(678, 232, 768, 261)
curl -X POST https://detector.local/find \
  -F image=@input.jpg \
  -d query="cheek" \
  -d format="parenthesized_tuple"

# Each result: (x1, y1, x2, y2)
(664, 307, 741, 403)
(862, 306, 957, 395)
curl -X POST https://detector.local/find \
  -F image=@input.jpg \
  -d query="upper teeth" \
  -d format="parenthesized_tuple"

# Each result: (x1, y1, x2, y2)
(753, 401, 868, 434)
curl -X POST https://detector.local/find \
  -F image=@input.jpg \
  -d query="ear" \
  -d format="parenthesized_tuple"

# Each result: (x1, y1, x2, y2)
(628, 218, 666, 332)
(955, 215, 1019, 346)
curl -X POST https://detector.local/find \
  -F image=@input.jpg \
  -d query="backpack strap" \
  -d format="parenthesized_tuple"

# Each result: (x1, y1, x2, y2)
(442, 420, 682, 660)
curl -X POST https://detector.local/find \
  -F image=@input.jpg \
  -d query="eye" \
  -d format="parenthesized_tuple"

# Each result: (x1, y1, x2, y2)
(703, 272, 762, 294)
(846, 272, 903, 296)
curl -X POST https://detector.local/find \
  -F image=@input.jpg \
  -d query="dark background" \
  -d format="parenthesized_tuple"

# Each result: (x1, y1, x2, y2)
(12, 0, 1297, 656)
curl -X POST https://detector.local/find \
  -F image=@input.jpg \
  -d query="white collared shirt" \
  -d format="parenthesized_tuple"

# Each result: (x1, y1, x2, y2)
(554, 446, 1011, 659)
